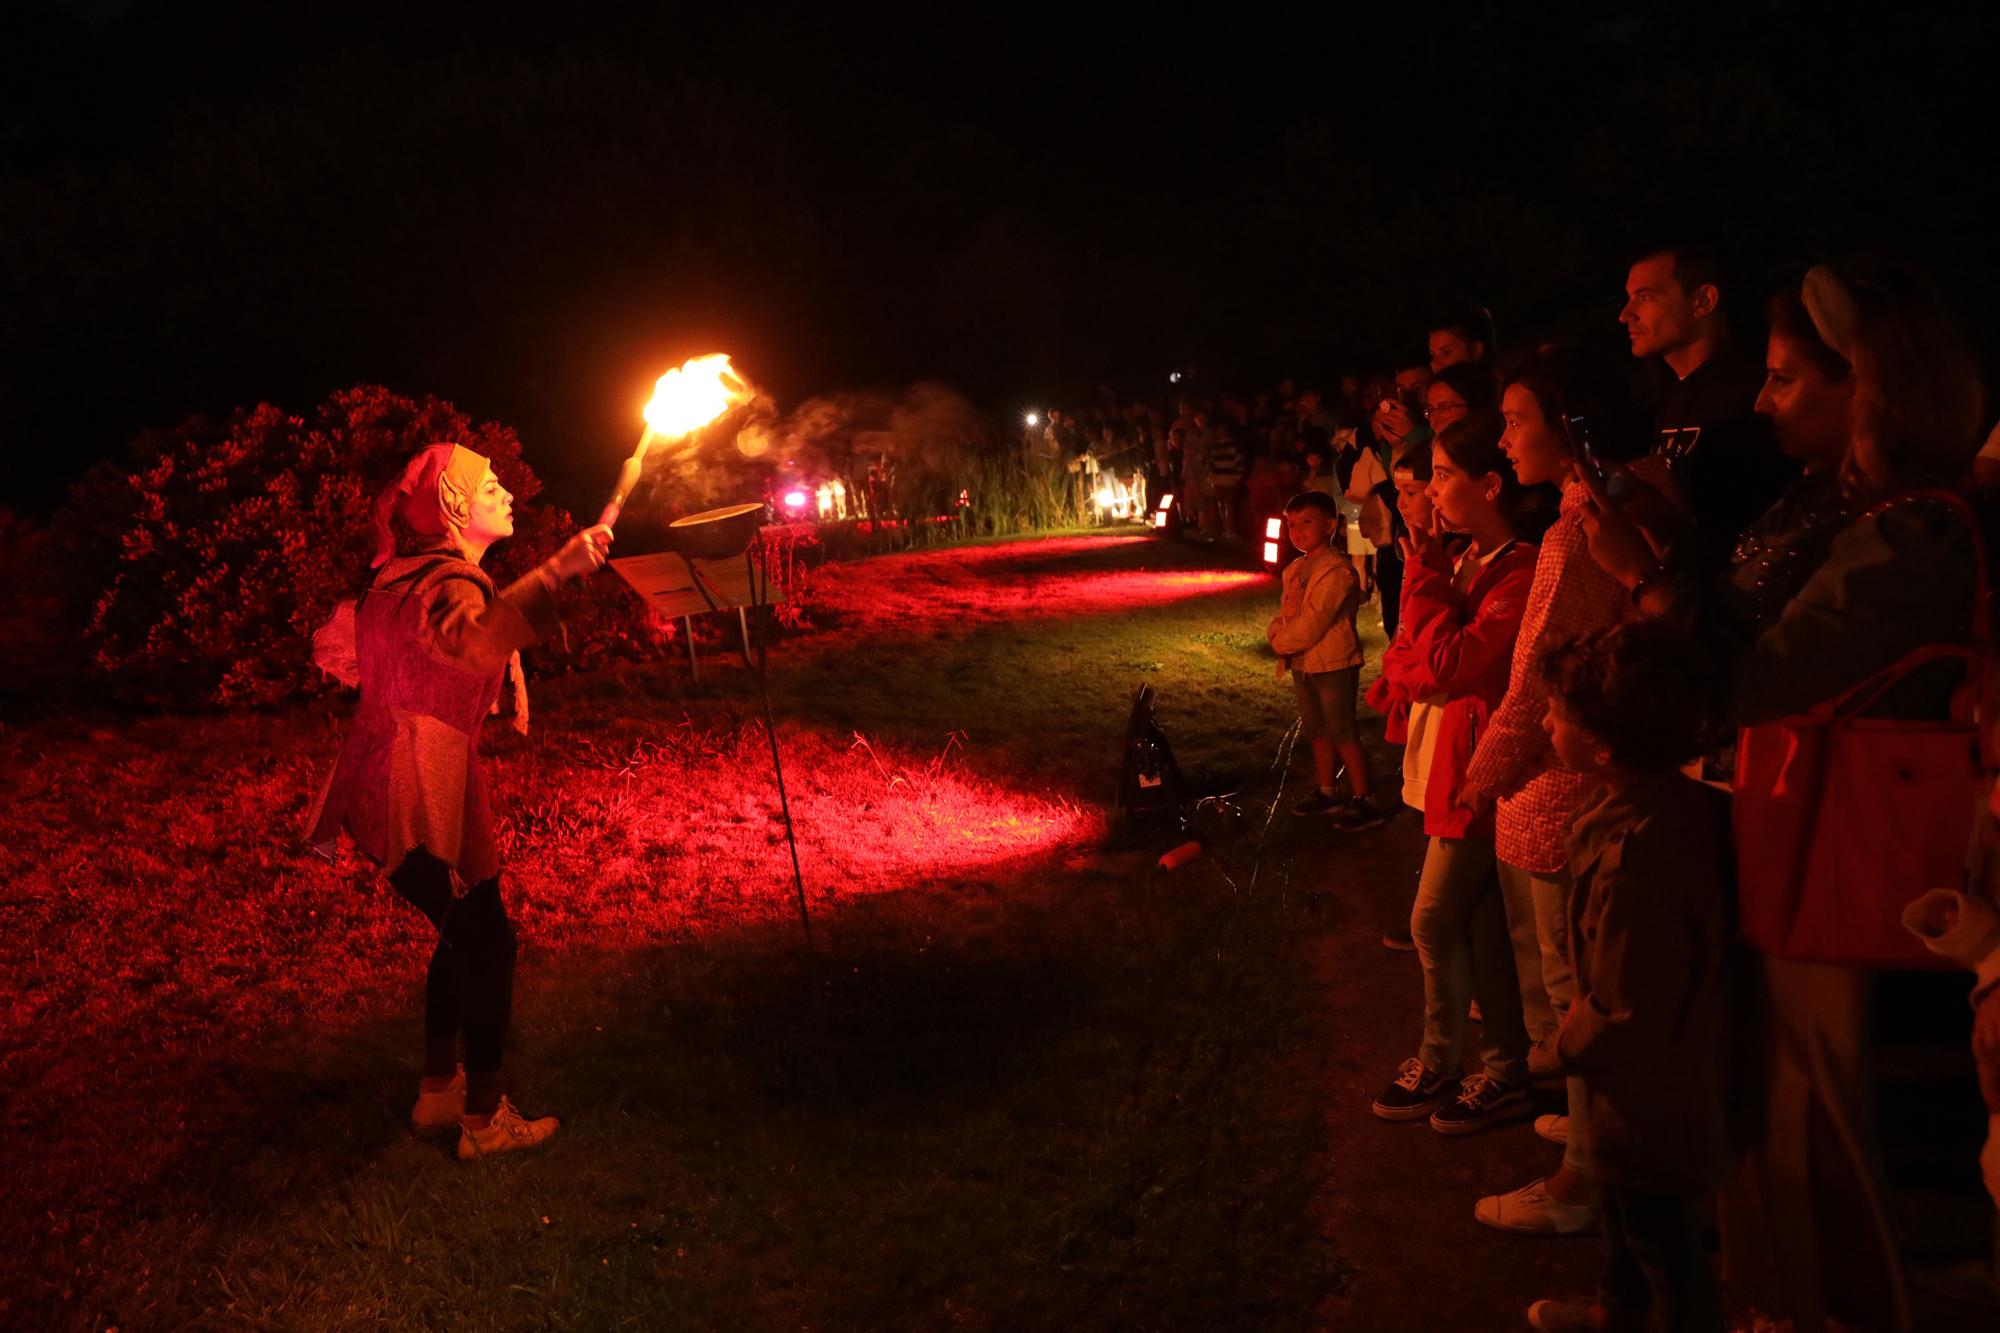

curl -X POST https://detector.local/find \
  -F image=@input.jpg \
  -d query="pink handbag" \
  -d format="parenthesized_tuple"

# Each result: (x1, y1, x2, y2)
(1734, 491, 1990, 969)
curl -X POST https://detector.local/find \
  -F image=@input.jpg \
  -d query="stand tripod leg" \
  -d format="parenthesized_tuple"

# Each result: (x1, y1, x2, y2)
(741, 543, 813, 953)
(760, 683, 814, 953)
(684, 616, 699, 681)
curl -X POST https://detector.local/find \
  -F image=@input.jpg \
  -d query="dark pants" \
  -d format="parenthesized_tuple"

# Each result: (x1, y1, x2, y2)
(1375, 542, 1404, 640)
(1599, 1183, 1724, 1332)
(388, 849, 517, 1112)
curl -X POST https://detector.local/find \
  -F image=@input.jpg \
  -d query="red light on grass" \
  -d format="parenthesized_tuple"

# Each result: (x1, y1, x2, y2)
(805, 539, 1265, 638)
(799, 752, 1100, 886)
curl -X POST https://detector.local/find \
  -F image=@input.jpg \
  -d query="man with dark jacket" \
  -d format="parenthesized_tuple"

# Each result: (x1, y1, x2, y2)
(1621, 244, 1797, 562)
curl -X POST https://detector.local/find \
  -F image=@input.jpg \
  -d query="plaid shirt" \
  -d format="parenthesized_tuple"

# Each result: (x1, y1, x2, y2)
(1464, 460, 1674, 872)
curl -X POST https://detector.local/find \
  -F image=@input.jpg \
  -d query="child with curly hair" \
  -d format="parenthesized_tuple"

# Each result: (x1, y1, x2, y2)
(1526, 619, 1734, 1333)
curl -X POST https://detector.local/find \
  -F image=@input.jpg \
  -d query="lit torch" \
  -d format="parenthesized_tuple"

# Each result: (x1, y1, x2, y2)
(599, 353, 756, 529)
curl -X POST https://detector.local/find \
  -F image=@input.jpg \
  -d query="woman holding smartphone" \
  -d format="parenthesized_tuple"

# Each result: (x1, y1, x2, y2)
(1458, 347, 1677, 1233)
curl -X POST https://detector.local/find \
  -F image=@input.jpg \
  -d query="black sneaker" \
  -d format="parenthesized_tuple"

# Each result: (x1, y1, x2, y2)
(1428, 1073, 1531, 1136)
(1291, 790, 1347, 816)
(1371, 1057, 1458, 1122)
(1331, 795, 1389, 831)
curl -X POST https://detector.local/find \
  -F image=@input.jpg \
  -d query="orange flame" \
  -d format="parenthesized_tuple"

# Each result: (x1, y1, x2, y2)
(641, 353, 754, 441)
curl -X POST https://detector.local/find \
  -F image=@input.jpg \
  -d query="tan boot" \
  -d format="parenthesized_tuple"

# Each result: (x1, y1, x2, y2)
(457, 1096, 560, 1161)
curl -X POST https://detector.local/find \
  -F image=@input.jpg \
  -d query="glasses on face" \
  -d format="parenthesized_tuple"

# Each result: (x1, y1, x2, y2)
(1423, 401, 1467, 421)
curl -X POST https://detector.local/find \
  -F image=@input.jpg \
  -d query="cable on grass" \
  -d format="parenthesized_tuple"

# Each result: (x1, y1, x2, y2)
(1245, 718, 1303, 894)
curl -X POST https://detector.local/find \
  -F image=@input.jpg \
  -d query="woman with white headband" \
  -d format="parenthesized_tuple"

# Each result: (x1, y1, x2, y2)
(308, 443, 612, 1160)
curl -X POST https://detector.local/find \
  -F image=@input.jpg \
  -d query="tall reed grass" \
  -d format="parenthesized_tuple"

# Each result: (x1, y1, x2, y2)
(815, 449, 1102, 562)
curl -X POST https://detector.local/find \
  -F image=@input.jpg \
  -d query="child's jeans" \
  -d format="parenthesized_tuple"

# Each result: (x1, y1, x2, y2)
(1598, 1183, 1723, 1332)
(1409, 835, 1528, 1082)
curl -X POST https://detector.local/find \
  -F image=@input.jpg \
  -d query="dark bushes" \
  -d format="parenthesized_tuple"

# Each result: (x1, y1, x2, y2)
(50, 385, 666, 709)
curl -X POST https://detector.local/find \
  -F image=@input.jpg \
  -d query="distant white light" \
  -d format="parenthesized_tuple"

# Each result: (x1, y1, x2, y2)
(1025, 412, 1040, 427)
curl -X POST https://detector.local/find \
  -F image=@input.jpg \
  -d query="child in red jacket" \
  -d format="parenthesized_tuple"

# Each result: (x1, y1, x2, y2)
(1369, 412, 1545, 1133)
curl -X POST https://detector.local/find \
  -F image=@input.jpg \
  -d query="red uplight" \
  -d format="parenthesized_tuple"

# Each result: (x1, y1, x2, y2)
(1262, 540, 1280, 565)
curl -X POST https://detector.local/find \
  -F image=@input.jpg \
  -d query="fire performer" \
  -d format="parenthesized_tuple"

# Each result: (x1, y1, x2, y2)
(307, 442, 612, 1160)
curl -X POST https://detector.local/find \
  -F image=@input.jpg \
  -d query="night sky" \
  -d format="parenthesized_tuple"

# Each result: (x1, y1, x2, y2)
(3, 1, 1992, 513)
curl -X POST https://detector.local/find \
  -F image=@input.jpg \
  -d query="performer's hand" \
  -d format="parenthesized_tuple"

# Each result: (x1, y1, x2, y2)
(554, 524, 614, 580)
(1455, 783, 1494, 819)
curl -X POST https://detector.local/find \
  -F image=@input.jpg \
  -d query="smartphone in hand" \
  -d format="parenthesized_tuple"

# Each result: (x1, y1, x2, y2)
(1569, 415, 1637, 502)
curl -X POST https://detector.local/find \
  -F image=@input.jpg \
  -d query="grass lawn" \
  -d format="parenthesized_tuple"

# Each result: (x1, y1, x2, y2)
(3, 530, 1989, 1331)
(0, 531, 1370, 1331)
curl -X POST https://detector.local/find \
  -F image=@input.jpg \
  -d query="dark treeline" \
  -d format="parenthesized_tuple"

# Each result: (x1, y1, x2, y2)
(2, 1, 1993, 514)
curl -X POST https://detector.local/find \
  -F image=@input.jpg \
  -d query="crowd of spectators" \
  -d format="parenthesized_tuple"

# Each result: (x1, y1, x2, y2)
(1028, 308, 1514, 639)
(1061, 243, 2000, 1331)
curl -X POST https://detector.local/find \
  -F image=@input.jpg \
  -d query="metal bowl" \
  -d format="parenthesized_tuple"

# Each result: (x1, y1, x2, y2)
(661, 502, 767, 561)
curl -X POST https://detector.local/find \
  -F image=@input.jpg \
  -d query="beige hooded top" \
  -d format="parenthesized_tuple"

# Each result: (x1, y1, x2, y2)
(307, 552, 560, 883)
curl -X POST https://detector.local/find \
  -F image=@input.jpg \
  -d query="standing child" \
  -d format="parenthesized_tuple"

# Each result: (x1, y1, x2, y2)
(1270, 491, 1386, 829)
(1324, 431, 1376, 589)
(1364, 443, 1439, 950)
(1367, 414, 1543, 1130)
(1365, 443, 1455, 819)
(1526, 620, 1733, 1333)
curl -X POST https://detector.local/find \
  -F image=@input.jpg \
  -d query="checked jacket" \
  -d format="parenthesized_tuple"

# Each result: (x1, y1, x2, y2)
(1462, 460, 1675, 873)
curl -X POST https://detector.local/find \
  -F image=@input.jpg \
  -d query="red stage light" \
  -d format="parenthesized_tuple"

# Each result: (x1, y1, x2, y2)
(1264, 516, 1282, 540)
(1262, 540, 1280, 565)
(782, 489, 810, 511)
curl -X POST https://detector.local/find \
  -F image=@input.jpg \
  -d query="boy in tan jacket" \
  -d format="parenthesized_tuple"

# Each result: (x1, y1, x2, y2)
(1269, 491, 1383, 829)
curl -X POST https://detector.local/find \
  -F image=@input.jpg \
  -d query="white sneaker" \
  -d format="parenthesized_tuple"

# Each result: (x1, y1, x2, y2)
(1474, 1176, 1599, 1235)
(457, 1095, 560, 1161)
(1534, 1114, 1570, 1147)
